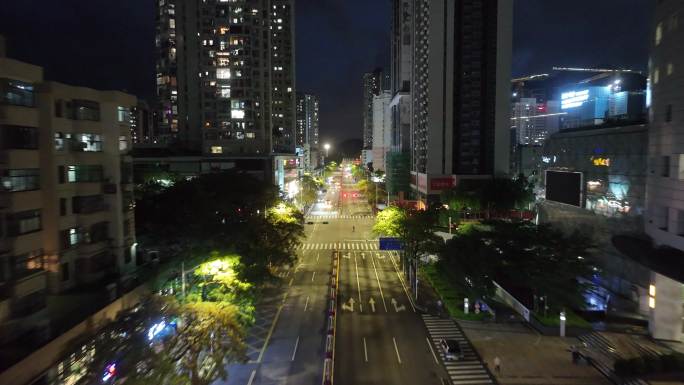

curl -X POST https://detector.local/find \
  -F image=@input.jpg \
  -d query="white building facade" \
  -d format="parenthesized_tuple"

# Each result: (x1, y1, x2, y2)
(372, 91, 392, 172)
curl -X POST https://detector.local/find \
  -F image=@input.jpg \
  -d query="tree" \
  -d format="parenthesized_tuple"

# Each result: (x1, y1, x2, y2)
(436, 220, 595, 312)
(439, 223, 499, 300)
(134, 171, 303, 273)
(372, 205, 406, 237)
(70, 297, 247, 385)
(373, 206, 442, 298)
(69, 254, 256, 385)
(299, 174, 323, 206)
(441, 176, 534, 215)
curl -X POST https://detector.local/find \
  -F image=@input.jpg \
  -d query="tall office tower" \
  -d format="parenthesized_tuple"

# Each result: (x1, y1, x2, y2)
(0, 48, 137, 343)
(644, 1, 684, 341)
(410, 0, 512, 204)
(362, 69, 384, 150)
(295, 93, 319, 148)
(154, 0, 295, 155)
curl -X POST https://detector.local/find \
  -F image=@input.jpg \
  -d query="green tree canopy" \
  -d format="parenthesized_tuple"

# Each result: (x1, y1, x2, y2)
(438, 221, 595, 310)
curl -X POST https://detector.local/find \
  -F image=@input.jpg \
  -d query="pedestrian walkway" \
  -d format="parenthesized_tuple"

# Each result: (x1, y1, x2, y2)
(422, 314, 496, 385)
(299, 241, 380, 250)
(305, 214, 374, 219)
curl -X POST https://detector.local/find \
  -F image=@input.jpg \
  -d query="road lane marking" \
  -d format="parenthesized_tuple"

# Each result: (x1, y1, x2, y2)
(304, 296, 310, 311)
(316, 252, 320, 262)
(393, 337, 402, 364)
(247, 369, 256, 385)
(311, 271, 316, 282)
(289, 277, 293, 286)
(257, 292, 287, 363)
(388, 252, 416, 312)
(354, 254, 362, 312)
(370, 254, 388, 312)
(291, 336, 300, 361)
(427, 337, 439, 364)
(363, 337, 368, 362)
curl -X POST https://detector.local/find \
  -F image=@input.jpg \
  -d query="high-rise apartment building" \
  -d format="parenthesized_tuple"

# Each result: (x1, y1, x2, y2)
(410, 0, 512, 204)
(154, 0, 295, 155)
(362, 69, 385, 150)
(511, 98, 560, 146)
(387, 0, 413, 197)
(0, 49, 137, 344)
(644, 0, 684, 341)
(130, 100, 157, 144)
(372, 91, 392, 172)
(295, 93, 319, 148)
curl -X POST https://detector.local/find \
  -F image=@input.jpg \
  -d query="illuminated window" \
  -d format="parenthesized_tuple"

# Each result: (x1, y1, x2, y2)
(246, 132, 255, 139)
(655, 22, 663, 45)
(210, 146, 223, 154)
(217, 68, 231, 79)
(654, 68, 660, 84)
(231, 109, 245, 119)
(667, 62, 674, 75)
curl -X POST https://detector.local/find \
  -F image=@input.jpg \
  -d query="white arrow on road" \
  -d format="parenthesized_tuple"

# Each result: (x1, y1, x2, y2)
(342, 298, 355, 312)
(342, 253, 351, 259)
(391, 298, 406, 312)
(369, 297, 376, 312)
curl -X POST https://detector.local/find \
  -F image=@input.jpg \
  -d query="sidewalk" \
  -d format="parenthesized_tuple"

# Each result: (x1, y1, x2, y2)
(459, 321, 611, 385)
(418, 270, 610, 385)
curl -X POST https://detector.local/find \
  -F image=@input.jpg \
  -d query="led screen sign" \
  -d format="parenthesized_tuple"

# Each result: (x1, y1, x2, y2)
(561, 89, 590, 109)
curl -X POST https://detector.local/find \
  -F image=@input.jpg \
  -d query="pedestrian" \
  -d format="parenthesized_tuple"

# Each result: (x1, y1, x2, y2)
(493, 356, 501, 375)
(352, 225, 355, 232)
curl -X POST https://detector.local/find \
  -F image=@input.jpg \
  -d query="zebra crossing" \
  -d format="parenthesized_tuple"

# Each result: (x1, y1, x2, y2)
(305, 214, 374, 219)
(422, 314, 495, 385)
(298, 242, 380, 250)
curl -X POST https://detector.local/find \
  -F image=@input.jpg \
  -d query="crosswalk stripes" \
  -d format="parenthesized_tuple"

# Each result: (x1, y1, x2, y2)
(298, 242, 380, 250)
(422, 314, 495, 385)
(305, 214, 374, 219)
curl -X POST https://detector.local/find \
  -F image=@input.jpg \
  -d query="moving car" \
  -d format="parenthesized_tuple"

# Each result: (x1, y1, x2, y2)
(439, 338, 463, 361)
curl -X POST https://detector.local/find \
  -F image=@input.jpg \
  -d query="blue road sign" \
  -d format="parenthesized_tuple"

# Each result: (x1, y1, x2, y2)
(379, 237, 402, 250)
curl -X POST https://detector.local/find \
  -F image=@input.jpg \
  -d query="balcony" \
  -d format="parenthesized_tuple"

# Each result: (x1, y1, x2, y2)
(77, 238, 112, 257)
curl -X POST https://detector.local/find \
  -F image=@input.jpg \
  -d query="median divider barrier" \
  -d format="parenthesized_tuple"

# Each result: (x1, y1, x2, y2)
(321, 248, 340, 385)
(323, 358, 333, 385)
(325, 335, 333, 358)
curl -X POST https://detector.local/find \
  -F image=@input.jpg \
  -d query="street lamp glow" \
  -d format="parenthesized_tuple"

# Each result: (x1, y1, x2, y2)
(324, 143, 331, 158)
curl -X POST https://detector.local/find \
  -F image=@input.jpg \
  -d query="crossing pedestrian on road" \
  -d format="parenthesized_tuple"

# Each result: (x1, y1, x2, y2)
(494, 356, 501, 375)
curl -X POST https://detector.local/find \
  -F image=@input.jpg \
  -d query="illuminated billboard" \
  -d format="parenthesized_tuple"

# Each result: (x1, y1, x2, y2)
(561, 89, 590, 109)
(545, 170, 583, 207)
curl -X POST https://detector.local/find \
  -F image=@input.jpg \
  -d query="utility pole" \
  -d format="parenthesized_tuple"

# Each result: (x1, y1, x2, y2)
(375, 181, 378, 210)
(181, 261, 186, 300)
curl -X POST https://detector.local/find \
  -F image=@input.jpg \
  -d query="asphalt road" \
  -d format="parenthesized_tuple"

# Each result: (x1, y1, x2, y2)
(219, 184, 339, 385)
(332, 171, 447, 385)
(222, 168, 446, 385)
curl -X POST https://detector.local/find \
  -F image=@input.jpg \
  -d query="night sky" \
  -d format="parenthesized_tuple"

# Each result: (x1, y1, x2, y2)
(0, 0, 653, 148)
